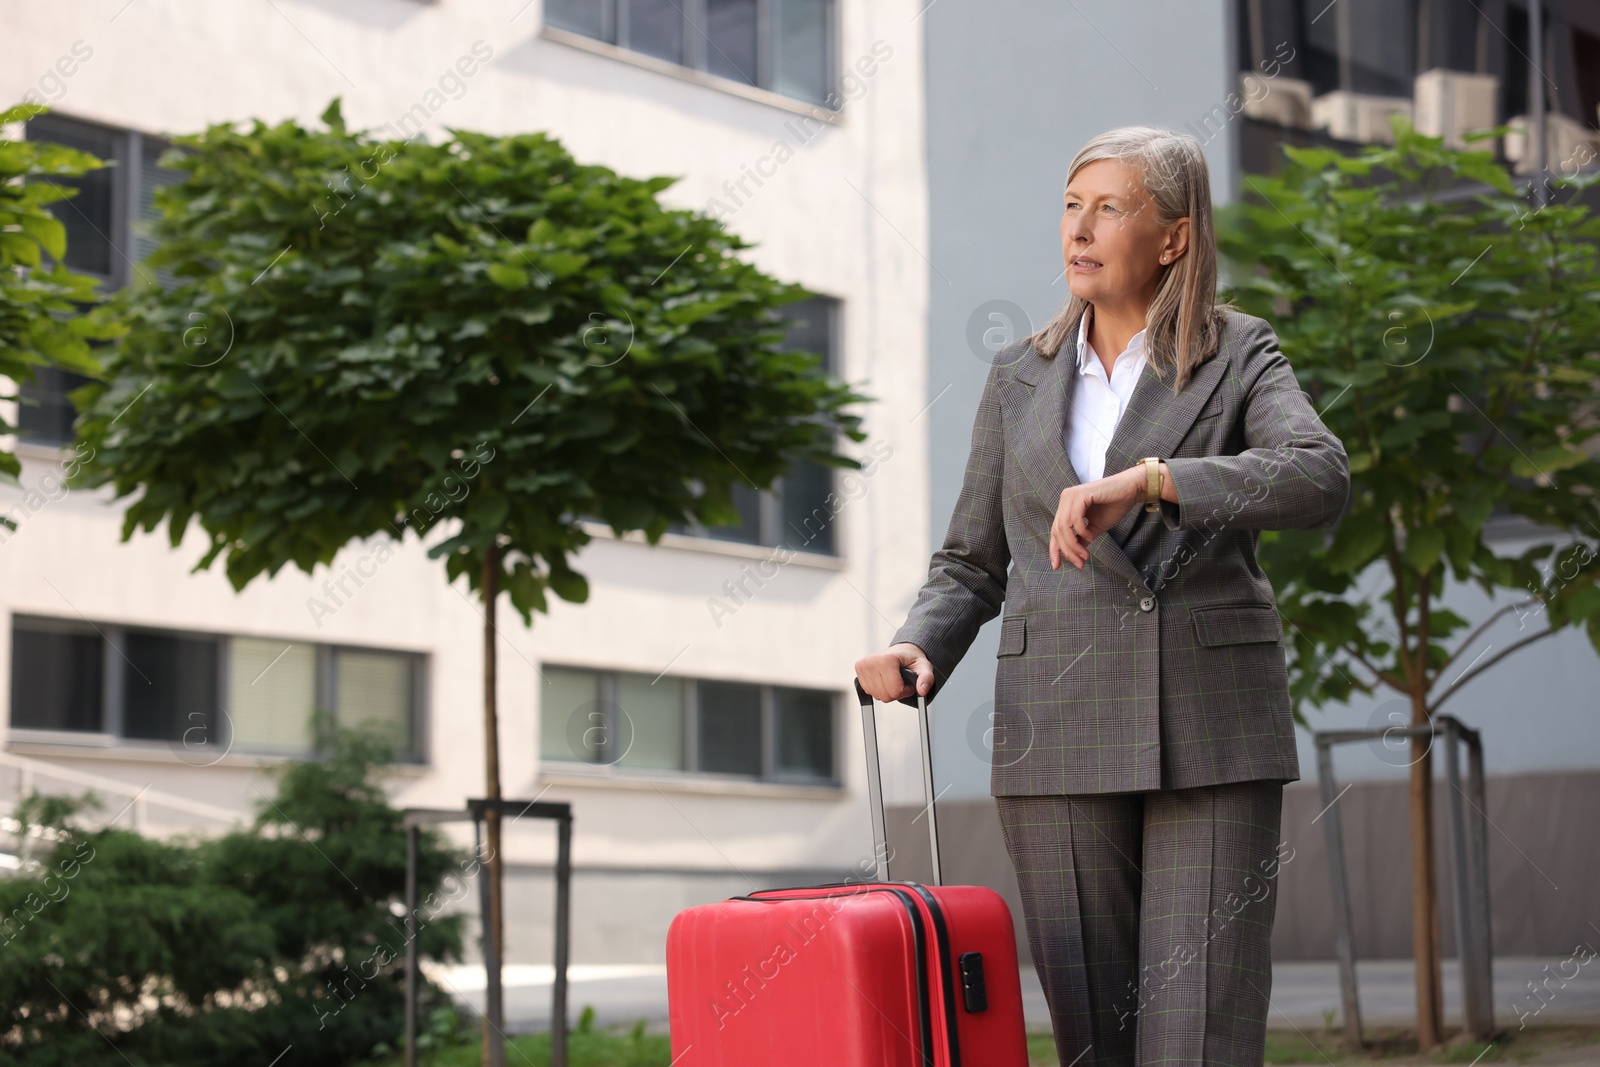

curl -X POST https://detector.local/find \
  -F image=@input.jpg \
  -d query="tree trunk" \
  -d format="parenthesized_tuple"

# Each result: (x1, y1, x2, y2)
(1410, 696, 1443, 1050)
(481, 542, 505, 1067)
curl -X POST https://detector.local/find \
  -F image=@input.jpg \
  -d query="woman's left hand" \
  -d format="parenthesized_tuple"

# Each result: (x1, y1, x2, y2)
(1050, 465, 1146, 570)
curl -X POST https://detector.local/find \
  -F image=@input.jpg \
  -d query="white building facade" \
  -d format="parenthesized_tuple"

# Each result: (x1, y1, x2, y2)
(0, 0, 935, 966)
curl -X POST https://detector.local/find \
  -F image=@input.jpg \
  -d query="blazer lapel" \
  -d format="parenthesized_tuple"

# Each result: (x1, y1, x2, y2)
(1005, 318, 1147, 592)
(1008, 332, 1078, 493)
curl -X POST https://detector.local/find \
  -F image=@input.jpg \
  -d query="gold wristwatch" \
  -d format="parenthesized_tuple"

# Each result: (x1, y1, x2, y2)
(1140, 456, 1162, 513)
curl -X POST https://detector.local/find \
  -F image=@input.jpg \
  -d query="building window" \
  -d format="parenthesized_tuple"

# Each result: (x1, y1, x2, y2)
(18, 112, 183, 446)
(8, 617, 104, 733)
(1235, 0, 1600, 179)
(121, 628, 222, 743)
(7, 616, 426, 762)
(330, 647, 419, 755)
(670, 294, 842, 555)
(229, 638, 319, 755)
(538, 664, 836, 783)
(772, 684, 832, 778)
(546, 0, 835, 107)
(697, 679, 762, 775)
(13, 368, 94, 452)
(24, 115, 122, 281)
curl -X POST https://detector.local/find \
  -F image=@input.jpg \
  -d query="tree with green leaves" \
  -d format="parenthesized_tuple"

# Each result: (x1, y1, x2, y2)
(71, 98, 865, 1061)
(1219, 117, 1600, 1050)
(0, 103, 122, 492)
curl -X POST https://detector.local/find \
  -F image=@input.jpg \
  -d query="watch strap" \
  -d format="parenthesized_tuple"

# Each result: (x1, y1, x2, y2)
(1141, 456, 1161, 512)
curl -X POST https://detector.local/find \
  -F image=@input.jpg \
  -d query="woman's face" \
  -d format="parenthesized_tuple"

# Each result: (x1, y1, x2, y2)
(1060, 159, 1187, 308)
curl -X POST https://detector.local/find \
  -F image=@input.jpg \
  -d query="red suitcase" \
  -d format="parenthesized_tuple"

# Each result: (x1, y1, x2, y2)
(665, 669, 1031, 1067)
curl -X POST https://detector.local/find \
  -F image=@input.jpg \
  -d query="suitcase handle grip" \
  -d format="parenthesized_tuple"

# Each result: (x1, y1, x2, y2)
(855, 666, 941, 885)
(850, 665, 919, 709)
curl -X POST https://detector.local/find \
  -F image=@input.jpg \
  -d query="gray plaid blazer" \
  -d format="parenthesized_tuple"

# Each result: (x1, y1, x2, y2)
(891, 307, 1350, 796)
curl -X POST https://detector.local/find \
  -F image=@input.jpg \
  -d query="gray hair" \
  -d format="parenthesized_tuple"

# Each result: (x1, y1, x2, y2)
(1026, 125, 1234, 393)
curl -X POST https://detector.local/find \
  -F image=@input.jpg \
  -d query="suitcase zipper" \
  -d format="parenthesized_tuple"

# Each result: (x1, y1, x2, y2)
(903, 883, 965, 1063)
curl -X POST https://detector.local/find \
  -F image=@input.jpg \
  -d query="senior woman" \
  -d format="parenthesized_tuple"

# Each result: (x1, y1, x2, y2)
(855, 125, 1350, 1067)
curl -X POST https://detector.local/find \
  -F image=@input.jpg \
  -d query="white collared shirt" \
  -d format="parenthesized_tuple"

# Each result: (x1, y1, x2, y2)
(1067, 306, 1148, 484)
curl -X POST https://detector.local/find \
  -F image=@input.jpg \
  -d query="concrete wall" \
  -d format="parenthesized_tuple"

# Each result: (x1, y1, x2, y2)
(890, 770, 1600, 963)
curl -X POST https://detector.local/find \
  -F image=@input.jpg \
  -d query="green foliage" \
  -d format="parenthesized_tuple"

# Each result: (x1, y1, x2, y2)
(0, 729, 467, 1066)
(1217, 116, 1600, 720)
(8, 790, 100, 869)
(71, 97, 866, 621)
(413, 1004, 472, 1051)
(0, 103, 124, 488)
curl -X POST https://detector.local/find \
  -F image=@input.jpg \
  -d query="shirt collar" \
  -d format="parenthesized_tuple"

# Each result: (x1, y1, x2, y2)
(1076, 305, 1148, 375)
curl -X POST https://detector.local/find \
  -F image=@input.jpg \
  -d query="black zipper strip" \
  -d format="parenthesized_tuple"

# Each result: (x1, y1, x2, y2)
(903, 884, 963, 1067)
(733, 886, 935, 1066)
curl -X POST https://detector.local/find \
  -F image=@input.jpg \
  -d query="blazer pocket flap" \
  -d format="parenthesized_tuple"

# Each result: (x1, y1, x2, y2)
(997, 615, 1027, 656)
(1194, 389, 1227, 420)
(1190, 603, 1282, 647)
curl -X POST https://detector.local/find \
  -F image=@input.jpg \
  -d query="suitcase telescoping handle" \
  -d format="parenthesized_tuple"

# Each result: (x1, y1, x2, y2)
(853, 666, 941, 886)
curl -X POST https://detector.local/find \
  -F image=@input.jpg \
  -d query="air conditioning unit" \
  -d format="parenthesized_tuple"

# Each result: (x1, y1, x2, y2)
(1414, 69, 1499, 149)
(1240, 74, 1314, 130)
(1311, 90, 1414, 145)
(1504, 112, 1600, 175)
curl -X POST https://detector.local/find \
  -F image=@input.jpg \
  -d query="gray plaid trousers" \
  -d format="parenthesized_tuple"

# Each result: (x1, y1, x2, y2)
(997, 781, 1286, 1067)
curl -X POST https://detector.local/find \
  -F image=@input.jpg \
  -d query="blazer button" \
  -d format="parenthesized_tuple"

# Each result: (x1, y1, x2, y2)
(1139, 596, 1155, 612)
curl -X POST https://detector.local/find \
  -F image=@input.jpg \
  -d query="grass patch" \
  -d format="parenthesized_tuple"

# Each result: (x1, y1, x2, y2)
(1260, 1022, 1600, 1065)
(1027, 1029, 1062, 1063)
(1023, 1024, 1600, 1065)
(362, 1013, 1600, 1066)
(358, 1007, 671, 1067)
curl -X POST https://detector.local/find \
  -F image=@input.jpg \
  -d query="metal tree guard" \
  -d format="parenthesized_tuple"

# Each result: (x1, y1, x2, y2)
(403, 799, 574, 1067)
(1314, 716, 1493, 1047)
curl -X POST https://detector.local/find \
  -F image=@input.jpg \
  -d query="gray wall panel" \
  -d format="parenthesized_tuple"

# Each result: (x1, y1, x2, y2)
(888, 771, 1600, 962)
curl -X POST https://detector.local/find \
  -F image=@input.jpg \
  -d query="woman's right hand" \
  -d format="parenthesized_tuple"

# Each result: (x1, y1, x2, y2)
(854, 642, 936, 702)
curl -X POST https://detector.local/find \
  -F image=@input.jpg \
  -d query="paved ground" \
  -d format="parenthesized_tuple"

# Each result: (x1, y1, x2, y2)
(427, 963, 670, 1033)
(429, 955, 1600, 1036)
(1272, 957, 1600, 1031)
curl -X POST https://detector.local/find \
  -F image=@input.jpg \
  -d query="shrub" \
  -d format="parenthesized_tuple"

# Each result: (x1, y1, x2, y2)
(0, 729, 467, 1066)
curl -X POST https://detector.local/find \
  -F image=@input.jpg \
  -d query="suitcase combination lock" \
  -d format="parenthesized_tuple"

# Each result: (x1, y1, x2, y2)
(959, 951, 988, 1012)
